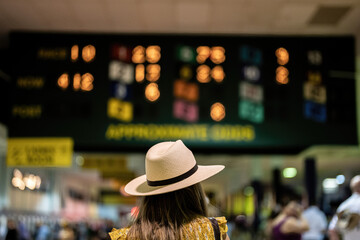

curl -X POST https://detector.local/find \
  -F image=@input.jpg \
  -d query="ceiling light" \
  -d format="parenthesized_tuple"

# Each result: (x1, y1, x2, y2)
(283, 168, 297, 178)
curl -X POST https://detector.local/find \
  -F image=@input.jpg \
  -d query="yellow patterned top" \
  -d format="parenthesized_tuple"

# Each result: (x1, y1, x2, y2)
(109, 216, 228, 240)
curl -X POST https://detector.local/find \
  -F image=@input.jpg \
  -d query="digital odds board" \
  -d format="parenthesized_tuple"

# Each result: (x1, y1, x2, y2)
(8, 32, 357, 153)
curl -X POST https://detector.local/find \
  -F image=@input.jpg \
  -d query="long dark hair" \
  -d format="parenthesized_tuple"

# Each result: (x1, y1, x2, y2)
(127, 183, 208, 240)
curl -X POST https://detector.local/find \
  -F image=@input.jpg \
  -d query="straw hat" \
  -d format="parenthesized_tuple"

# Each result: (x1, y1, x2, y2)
(125, 140, 225, 196)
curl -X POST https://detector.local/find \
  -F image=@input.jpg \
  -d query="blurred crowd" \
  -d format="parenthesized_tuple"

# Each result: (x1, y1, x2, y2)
(1, 218, 114, 240)
(2, 175, 359, 240)
(226, 175, 360, 240)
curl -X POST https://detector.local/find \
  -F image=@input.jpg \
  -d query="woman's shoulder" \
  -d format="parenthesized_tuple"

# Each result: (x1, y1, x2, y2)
(108, 227, 130, 240)
(214, 216, 228, 234)
(184, 216, 228, 235)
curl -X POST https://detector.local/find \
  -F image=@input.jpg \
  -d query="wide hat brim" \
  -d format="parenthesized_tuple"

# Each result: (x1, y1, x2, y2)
(125, 165, 224, 196)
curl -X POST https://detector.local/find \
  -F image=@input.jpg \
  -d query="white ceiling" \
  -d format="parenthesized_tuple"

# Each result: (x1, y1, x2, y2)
(1, 0, 360, 46)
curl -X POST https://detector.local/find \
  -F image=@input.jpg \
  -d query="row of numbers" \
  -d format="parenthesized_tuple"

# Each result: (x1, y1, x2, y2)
(57, 73, 94, 91)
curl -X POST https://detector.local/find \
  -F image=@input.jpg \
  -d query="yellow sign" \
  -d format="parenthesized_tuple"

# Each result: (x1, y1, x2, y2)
(7, 138, 74, 167)
(80, 154, 134, 180)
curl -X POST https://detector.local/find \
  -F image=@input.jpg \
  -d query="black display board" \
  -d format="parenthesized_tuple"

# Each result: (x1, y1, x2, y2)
(8, 32, 357, 153)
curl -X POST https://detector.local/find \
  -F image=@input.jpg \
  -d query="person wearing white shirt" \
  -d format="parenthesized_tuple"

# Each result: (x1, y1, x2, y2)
(302, 204, 327, 240)
(328, 175, 360, 240)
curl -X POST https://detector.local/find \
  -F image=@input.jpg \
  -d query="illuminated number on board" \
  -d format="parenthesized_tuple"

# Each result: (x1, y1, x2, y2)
(210, 102, 226, 122)
(196, 46, 211, 64)
(135, 64, 145, 82)
(196, 65, 211, 83)
(132, 46, 146, 63)
(73, 73, 81, 90)
(210, 47, 226, 64)
(211, 66, 225, 83)
(82, 45, 96, 62)
(145, 83, 160, 102)
(146, 64, 161, 82)
(146, 46, 161, 63)
(81, 73, 94, 91)
(57, 73, 69, 90)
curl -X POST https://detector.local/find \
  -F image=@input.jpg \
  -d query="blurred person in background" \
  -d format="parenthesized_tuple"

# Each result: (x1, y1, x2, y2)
(271, 201, 309, 240)
(5, 219, 19, 240)
(328, 175, 360, 240)
(18, 218, 31, 240)
(108, 140, 229, 240)
(302, 201, 327, 240)
(35, 221, 51, 240)
(57, 221, 75, 240)
(77, 222, 89, 240)
(229, 214, 251, 240)
(264, 206, 282, 240)
(0, 215, 6, 239)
